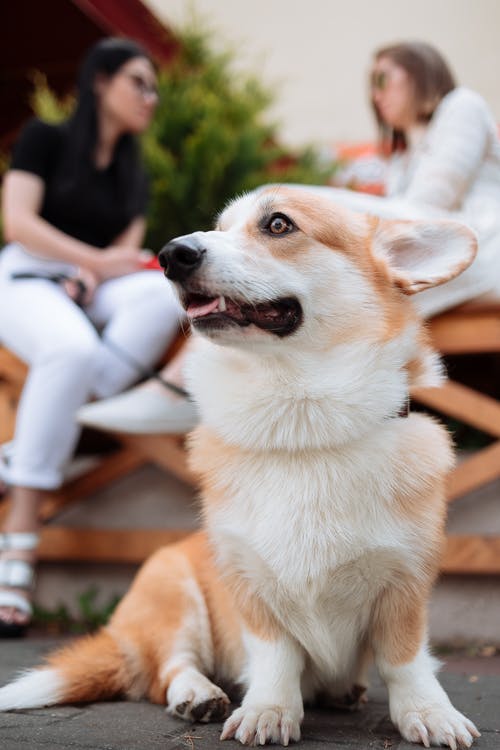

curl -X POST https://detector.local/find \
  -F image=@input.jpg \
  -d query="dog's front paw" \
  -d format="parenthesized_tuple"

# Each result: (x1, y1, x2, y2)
(397, 704, 480, 748)
(220, 704, 301, 746)
(166, 670, 230, 723)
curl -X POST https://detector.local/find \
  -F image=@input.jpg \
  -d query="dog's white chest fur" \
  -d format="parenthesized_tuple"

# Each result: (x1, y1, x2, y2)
(188, 335, 451, 681)
(206, 421, 435, 677)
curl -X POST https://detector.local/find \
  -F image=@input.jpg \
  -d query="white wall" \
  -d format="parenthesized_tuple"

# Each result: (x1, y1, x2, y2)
(145, 0, 500, 147)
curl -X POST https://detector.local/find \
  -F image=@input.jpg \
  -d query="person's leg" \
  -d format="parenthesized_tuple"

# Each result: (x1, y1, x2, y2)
(0, 281, 101, 488)
(76, 338, 199, 434)
(77, 272, 198, 434)
(85, 270, 183, 398)
(0, 278, 102, 627)
(0, 487, 40, 628)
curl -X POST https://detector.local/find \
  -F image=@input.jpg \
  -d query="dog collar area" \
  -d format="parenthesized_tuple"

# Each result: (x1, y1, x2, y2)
(397, 397, 410, 418)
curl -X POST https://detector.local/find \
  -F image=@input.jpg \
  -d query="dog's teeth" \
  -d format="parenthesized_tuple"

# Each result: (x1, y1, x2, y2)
(219, 296, 227, 312)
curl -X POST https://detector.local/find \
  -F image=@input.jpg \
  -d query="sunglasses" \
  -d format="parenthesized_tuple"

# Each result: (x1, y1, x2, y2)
(370, 71, 388, 91)
(124, 73, 159, 100)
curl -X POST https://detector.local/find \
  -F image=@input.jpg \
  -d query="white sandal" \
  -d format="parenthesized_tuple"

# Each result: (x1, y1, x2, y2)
(0, 532, 39, 637)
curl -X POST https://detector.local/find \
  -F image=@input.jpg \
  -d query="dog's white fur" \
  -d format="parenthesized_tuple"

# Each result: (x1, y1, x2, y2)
(0, 187, 480, 748)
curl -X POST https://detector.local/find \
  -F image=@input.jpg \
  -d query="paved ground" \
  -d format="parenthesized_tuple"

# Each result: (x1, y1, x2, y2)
(0, 639, 499, 750)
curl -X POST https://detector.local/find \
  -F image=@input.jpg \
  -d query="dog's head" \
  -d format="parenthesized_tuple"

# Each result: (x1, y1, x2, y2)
(159, 186, 476, 355)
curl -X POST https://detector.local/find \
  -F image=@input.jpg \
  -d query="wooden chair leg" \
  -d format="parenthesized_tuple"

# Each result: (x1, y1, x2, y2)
(37, 527, 190, 564)
(442, 535, 500, 574)
(119, 433, 196, 486)
(412, 380, 500, 438)
(447, 440, 500, 502)
(0, 449, 148, 525)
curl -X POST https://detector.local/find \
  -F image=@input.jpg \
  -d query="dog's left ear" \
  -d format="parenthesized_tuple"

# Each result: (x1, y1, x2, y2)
(373, 218, 477, 294)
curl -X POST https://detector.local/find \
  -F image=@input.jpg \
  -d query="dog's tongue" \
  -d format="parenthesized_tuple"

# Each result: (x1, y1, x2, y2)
(187, 297, 220, 319)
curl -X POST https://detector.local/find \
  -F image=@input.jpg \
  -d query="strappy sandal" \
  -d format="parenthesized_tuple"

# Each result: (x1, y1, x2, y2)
(0, 532, 39, 638)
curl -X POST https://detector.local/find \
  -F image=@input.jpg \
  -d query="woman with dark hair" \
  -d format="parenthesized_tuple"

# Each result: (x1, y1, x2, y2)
(0, 38, 181, 634)
(366, 40, 500, 315)
(256, 40, 500, 317)
(370, 41, 457, 154)
(76, 40, 500, 439)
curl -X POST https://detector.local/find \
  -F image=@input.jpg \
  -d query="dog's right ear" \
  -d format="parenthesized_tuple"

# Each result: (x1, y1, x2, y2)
(373, 218, 477, 294)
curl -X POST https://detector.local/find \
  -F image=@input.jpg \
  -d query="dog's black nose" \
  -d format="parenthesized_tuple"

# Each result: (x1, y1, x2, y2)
(158, 239, 206, 282)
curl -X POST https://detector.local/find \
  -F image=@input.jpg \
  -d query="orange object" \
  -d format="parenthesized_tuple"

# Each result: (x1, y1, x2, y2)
(140, 255, 161, 270)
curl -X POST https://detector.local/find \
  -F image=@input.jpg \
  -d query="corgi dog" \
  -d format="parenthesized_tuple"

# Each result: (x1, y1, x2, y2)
(0, 186, 481, 748)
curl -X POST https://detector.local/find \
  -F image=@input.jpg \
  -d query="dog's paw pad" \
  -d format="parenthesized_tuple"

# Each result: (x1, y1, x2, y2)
(221, 705, 301, 746)
(167, 673, 229, 723)
(173, 700, 191, 718)
(399, 706, 480, 748)
(191, 696, 230, 722)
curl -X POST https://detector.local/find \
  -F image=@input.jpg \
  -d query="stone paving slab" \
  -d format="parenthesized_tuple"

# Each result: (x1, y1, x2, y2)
(0, 639, 499, 750)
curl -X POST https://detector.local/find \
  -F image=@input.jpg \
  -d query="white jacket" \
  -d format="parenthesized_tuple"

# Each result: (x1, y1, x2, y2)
(386, 87, 500, 312)
(269, 88, 500, 315)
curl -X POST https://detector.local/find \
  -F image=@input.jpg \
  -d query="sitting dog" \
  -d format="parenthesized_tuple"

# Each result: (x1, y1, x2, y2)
(0, 187, 481, 748)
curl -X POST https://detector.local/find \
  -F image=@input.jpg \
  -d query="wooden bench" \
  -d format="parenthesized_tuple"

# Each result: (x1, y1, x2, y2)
(413, 302, 500, 574)
(2, 303, 500, 571)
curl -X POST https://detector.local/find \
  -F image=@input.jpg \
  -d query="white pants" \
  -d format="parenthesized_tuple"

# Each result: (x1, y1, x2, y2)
(0, 244, 182, 489)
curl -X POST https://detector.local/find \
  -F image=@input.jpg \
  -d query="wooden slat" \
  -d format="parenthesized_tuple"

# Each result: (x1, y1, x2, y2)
(452, 301, 500, 314)
(38, 529, 500, 571)
(0, 348, 25, 444)
(119, 433, 196, 486)
(427, 311, 500, 354)
(0, 382, 18, 444)
(38, 527, 191, 563)
(0, 449, 147, 525)
(0, 348, 28, 384)
(44, 449, 147, 512)
(442, 535, 500, 574)
(446, 440, 500, 502)
(412, 380, 500, 438)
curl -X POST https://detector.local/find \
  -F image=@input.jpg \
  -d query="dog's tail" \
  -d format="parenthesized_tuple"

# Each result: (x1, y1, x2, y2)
(0, 628, 134, 711)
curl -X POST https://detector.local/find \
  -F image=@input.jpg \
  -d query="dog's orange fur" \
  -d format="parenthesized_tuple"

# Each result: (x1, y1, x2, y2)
(0, 187, 479, 748)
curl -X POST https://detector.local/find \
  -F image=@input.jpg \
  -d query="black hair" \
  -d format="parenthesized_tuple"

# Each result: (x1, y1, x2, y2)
(60, 37, 153, 217)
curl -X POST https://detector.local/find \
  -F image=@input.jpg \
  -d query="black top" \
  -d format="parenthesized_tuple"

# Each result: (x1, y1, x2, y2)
(10, 118, 148, 248)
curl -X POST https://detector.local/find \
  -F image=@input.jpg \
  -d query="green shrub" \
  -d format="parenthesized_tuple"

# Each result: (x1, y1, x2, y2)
(142, 24, 335, 249)
(5, 23, 335, 250)
(32, 586, 121, 635)
(29, 71, 74, 123)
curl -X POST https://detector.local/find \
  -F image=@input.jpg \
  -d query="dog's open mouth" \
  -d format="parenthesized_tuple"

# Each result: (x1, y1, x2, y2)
(184, 292, 302, 337)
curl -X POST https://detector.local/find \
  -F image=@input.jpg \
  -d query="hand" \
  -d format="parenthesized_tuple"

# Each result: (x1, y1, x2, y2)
(62, 267, 99, 306)
(91, 246, 145, 281)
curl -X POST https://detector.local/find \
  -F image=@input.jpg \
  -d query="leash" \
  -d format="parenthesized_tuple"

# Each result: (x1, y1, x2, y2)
(11, 272, 190, 399)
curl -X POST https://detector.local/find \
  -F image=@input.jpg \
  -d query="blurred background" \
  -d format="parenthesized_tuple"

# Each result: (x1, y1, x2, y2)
(3, 0, 500, 148)
(148, 0, 500, 145)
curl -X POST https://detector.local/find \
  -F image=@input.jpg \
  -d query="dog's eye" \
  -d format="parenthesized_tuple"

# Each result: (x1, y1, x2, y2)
(266, 213, 294, 236)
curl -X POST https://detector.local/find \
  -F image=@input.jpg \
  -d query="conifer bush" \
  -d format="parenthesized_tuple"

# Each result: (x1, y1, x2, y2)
(142, 26, 334, 249)
(4, 24, 335, 250)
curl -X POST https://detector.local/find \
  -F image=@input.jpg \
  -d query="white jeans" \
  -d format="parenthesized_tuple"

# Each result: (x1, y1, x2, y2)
(0, 244, 182, 489)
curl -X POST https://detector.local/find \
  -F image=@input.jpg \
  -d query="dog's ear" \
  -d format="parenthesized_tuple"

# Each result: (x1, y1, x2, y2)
(373, 219, 477, 294)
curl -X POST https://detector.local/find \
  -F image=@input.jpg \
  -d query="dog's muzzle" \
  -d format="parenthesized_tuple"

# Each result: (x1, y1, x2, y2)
(159, 239, 206, 283)
(158, 236, 303, 338)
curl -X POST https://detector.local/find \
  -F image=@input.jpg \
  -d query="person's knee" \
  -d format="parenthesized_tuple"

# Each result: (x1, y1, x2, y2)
(38, 329, 101, 370)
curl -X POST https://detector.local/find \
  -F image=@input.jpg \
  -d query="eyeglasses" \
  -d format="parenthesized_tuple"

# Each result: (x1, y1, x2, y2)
(370, 71, 388, 91)
(124, 73, 159, 100)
